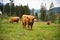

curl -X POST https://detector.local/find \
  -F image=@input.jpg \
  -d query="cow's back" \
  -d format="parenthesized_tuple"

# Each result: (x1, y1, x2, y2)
(22, 15, 29, 24)
(9, 16, 20, 23)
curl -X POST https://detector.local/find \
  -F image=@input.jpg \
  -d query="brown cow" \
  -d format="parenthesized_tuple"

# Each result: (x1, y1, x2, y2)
(9, 17, 20, 23)
(22, 15, 35, 30)
(47, 21, 50, 25)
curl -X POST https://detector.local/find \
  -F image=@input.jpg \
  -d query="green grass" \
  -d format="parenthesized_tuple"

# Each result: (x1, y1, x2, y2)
(0, 19, 60, 40)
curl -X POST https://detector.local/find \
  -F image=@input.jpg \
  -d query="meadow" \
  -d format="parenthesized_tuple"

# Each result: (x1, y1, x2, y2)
(0, 18, 60, 40)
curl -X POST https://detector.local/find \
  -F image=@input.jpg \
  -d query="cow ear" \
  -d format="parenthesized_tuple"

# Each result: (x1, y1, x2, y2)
(33, 17, 36, 19)
(27, 17, 29, 19)
(27, 17, 28, 19)
(27, 17, 30, 20)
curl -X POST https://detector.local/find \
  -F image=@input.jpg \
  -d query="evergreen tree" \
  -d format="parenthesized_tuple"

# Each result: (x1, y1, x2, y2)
(4, 3, 10, 16)
(31, 8, 34, 16)
(35, 12, 38, 19)
(49, 2, 55, 23)
(3, 1, 30, 17)
(9, 0, 14, 16)
(40, 3, 46, 21)
(11, 3, 15, 16)
(0, 3, 3, 12)
(18, 5, 24, 18)
(15, 5, 30, 18)
(23, 5, 30, 15)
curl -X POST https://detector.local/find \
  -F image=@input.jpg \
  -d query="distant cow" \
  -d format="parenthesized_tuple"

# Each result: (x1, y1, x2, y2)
(22, 15, 35, 30)
(47, 21, 50, 25)
(9, 17, 20, 23)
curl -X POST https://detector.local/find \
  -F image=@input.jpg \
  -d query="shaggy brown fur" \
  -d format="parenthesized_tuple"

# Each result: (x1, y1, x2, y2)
(9, 17, 20, 23)
(22, 15, 35, 30)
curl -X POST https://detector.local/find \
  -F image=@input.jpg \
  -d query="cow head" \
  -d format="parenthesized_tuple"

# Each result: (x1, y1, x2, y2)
(27, 16, 35, 23)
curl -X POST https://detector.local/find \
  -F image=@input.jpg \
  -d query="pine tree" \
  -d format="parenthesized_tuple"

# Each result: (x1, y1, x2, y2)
(31, 8, 34, 16)
(4, 3, 10, 16)
(23, 5, 30, 15)
(40, 3, 46, 21)
(9, 0, 14, 16)
(35, 12, 38, 19)
(49, 2, 55, 23)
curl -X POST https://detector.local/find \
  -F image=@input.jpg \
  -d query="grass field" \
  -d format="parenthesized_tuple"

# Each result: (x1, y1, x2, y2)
(0, 18, 60, 40)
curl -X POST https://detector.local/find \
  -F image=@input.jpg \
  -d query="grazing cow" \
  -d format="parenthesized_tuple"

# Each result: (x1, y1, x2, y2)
(47, 21, 50, 25)
(22, 15, 35, 30)
(9, 17, 20, 23)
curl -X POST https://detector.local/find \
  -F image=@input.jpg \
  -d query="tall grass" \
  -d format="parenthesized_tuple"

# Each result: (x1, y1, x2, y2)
(0, 16, 60, 40)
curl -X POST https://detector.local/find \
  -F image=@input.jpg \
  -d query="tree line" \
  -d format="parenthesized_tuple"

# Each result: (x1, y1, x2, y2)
(40, 2, 60, 24)
(0, 1, 60, 24)
(2, 3, 30, 18)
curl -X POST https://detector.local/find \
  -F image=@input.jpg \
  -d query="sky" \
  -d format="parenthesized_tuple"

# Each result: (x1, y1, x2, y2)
(0, 0, 60, 9)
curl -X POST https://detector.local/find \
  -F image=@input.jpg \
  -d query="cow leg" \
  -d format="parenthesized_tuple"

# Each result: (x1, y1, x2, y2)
(10, 21, 11, 23)
(28, 24, 30, 29)
(16, 21, 18, 23)
(10, 21, 13, 23)
(28, 23, 31, 29)
(16, 19, 19, 23)
(24, 24, 26, 28)
(11, 22, 13, 23)
(23, 23, 26, 28)
(30, 23, 33, 30)
(31, 25, 32, 30)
